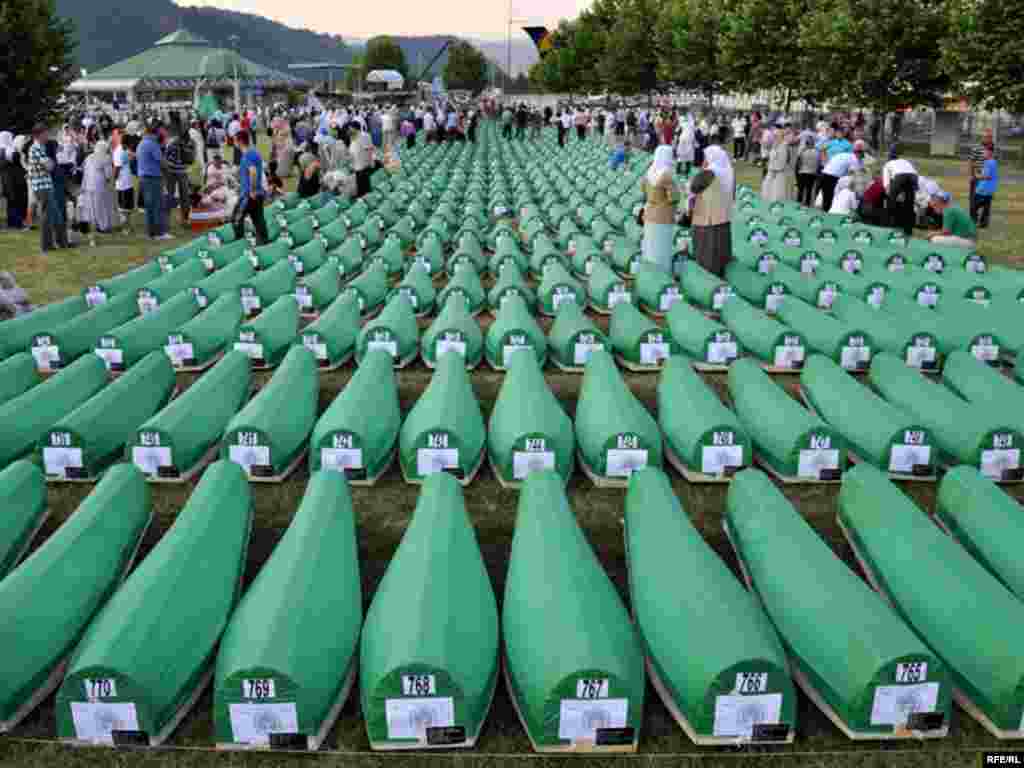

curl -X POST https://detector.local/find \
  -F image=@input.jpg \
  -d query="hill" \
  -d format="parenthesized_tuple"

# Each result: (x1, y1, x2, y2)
(348, 36, 539, 79)
(54, 0, 351, 76)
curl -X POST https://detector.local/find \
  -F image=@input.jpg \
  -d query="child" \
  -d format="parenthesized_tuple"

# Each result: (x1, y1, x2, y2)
(972, 145, 998, 229)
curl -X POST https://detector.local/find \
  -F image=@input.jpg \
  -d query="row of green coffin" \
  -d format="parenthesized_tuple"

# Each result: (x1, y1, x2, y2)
(5, 460, 1024, 748)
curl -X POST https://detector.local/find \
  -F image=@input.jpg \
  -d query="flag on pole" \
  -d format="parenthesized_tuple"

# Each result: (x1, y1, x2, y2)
(523, 26, 555, 57)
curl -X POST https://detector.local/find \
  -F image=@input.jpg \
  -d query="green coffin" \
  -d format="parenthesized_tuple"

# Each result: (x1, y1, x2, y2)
(681, 262, 733, 312)
(504, 470, 645, 750)
(878, 293, 950, 360)
(30, 292, 137, 373)
(529, 238, 565, 279)
(667, 301, 740, 366)
(131, 351, 251, 479)
(234, 296, 300, 369)
(0, 464, 150, 730)
(0, 295, 88, 360)
(56, 460, 250, 746)
(728, 358, 845, 480)
(485, 294, 547, 370)
(192, 258, 255, 309)
(41, 352, 175, 480)
(626, 468, 793, 741)
(222, 346, 318, 478)
(548, 302, 607, 370)
(588, 260, 633, 313)
(283, 217, 316, 249)
(609, 303, 675, 368)
(241, 260, 298, 317)
(0, 461, 46, 579)
(399, 351, 485, 483)
(720, 298, 806, 370)
(310, 349, 400, 481)
(203, 239, 249, 272)
(357, 295, 419, 368)
(137, 260, 206, 313)
(936, 466, 1024, 598)
(658, 357, 750, 476)
(97, 293, 198, 372)
(538, 262, 586, 317)
(437, 265, 486, 317)
(422, 298, 484, 369)
(342, 262, 388, 316)
(84, 262, 163, 307)
(166, 293, 243, 369)
(869, 353, 1022, 479)
(390, 263, 436, 318)
(0, 353, 38, 405)
(776, 297, 873, 371)
(214, 470, 360, 749)
(412, 236, 446, 277)
(156, 241, 201, 271)
(368, 238, 405, 278)
(360, 473, 498, 748)
(831, 296, 938, 371)
(943, 351, 1024, 436)
(725, 263, 790, 314)
(488, 263, 537, 314)
(933, 297, 1006, 362)
(320, 220, 350, 252)
(250, 239, 290, 271)
(569, 235, 602, 278)
(634, 266, 683, 315)
(576, 349, 662, 480)
(839, 464, 1023, 733)
(800, 355, 934, 475)
(488, 349, 574, 485)
(726, 469, 949, 736)
(296, 263, 340, 315)
(299, 294, 359, 368)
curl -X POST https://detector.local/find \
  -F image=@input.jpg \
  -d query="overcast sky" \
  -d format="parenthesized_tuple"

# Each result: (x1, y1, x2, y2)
(175, 0, 591, 39)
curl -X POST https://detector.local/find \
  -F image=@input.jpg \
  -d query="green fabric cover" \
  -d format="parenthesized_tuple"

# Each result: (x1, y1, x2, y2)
(658, 357, 750, 475)
(0, 354, 38, 405)
(283, 217, 316, 249)
(222, 346, 318, 477)
(32, 292, 138, 372)
(680, 262, 733, 311)
(340, 262, 386, 316)
(391, 263, 436, 317)
(0, 295, 88, 360)
(0, 355, 108, 468)
(193, 258, 254, 309)
(830, 295, 937, 370)
(634, 265, 683, 315)
(412, 235, 446, 277)
(422, 298, 483, 369)
(299, 294, 359, 368)
(360, 473, 498, 746)
(776, 297, 873, 371)
(588, 260, 632, 313)
(85, 262, 163, 306)
(878, 293, 952, 358)
(936, 466, 1024, 598)
(235, 296, 300, 368)
(800, 355, 934, 474)
(437, 265, 486, 317)
(297, 263, 340, 314)
(488, 349, 574, 485)
(100, 293, 198, 370)
(576, 349, 662, 478)
(772, 265, 841, 309)
(320, 220, 350, 252)
(869, 353, 1021, 475)
(310, 349, 399, 479)
(611, 236, 642, 278)
(138, 260, 206, 310)
(726, 469, 947, 735)
(132, 352, 251, 478)
(934, 297, 1006, 359)
(728, 358, 845, 479)
(0, 461, 46, 579)
(242, 260, 298, 315)
(625, 468, 794, 738)
(214, 470, 360, 747)
(725, 263, 790, 314)
(548, 302, 608, 369)
(720, 298, 806, 369)
(666, 300, 739, 365)
(485, 294, 548, 369)
(943, 351, 1024, 437)
(250, 240, 290, 271)
(538, 262, 587, 316)
(399, 351, 485, 482)
(357, 295, 419, 366)
(504, 470, 645, 748)
(42, 352, 175, 479)
(609, 302, 676, 367)
(529, 238, 565, 279)
(488, 263, 537, 314)
(168, 293, 243, 368)
(157, 241, 202, 272)
(368, 238, 405, 277)
(56, 461, 250, 743)
(203, 239, 249, 272)
(0, 465, 150, 725)
(839, 464, 1021, 730)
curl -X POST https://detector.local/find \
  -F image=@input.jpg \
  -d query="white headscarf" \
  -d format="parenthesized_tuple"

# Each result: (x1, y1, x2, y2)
(92, 140, 110, 161)
(703, 145, 735, 206)
(647, 145, 675, 185)
(13, 135, 28, 155)
(0, 132, 13, 161)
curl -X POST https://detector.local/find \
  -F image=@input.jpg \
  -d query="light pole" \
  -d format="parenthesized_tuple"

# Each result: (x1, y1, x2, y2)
(506, 7, 527, 98)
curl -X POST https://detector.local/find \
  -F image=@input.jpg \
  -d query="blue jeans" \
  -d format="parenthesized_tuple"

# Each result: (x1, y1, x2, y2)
(141, 176, 163, 237)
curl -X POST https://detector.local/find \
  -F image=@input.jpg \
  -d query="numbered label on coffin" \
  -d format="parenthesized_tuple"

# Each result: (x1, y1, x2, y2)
(229, 435, 271, 478)
(573, 334, 604, 366)
(417, 432, 460, 478)
(640, 333, 670, 366)
(970, 336, 1000, 363)
(552, 287, 577, 311)
(606, 434, 648, 478)
(302, 333, 328, 362)
(817, 283, 838, 309)
(712, 692, 783, 738)
(84, 677, 118, 699)
(558, 698, 628, 742)
(798, 435, 840, 480)
(800, 252, 820, 274)
(840, 339, 872, 371)
(294, 286, 313, 310)
(659, 286, 682, 313)
(774, 337, 805, 369)
(905, 336, 937, 369)
(234, 341, 265, 365)
(712, 286, 734, 311)
(981, 434, 1021, 481)
(367, 330, 399, 358)
(229, 701, 300, 746)
(165, 335, 196, 368)
(132, 432, 174, 477)
(513, 435, 556, 480)
(137, 290, 159, 315)
(384, 697, 455, 741)
(608, 286, 632, 308)
(870, 682, 940, 727)
(501, 337, 533, 367)
(322, 431, 364, 476)
(924, 254, 945, 273)
(70, 701, 140, 745)
(702, 431, 744, 476)
(436, 333, 467, 360)
(917, 286, 939, 307)
(32, 338, 61, 372)
(43, 432, 84, 479)
(841, 251, 863, 274)
(706, 334, 738, 365)
(95, 344, 124, 372)
(85, 286, 108, 308)
(240, 288, 262, 315)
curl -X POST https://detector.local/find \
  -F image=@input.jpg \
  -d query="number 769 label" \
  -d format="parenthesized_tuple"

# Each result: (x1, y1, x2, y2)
(895, 662, 927, 683)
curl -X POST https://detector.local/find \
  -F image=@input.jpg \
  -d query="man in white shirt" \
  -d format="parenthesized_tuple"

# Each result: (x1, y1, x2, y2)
(882, 148, 919, 236)
(819, 140, 865, 211)
(113, 139, 136, 228)
(423, 111, 436, 143)
(731, 115, 746, 159)
(349, 127, 372, 198)
(560, 111, 572, 148)
(381, 108, 396, 149)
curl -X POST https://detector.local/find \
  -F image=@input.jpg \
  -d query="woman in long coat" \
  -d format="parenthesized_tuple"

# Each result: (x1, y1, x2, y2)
(676, 118, 695, 176)
(80, 140, 117, 234)
(761, 129, 794, 202)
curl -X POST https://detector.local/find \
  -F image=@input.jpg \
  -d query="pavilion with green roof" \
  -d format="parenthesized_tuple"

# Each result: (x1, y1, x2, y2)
(67, 28, 307, 109)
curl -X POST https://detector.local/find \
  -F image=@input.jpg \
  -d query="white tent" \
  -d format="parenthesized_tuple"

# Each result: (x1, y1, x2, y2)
(366, 69, 405, 91)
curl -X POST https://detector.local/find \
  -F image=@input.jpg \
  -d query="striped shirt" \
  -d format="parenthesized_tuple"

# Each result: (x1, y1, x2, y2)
(970, 143, 994, 171)
(27, 143, 53, 192)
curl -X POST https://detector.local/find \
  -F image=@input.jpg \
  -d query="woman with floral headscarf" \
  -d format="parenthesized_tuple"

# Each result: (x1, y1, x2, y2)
(689, 140, 734, 277)
(640, 144, 680, 273)
(79, 140, 117, 237)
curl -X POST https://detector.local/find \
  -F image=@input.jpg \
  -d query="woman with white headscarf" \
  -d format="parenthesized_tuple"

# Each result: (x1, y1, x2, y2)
(0, 132, 12, 220)
(828, 176, 858, 215)
(761, 128, 794, 202)
(676, 116, 695, 176)
(640, 144, 679, 273)
(689, 140, 734, 277)
(79, 140, 117, 236)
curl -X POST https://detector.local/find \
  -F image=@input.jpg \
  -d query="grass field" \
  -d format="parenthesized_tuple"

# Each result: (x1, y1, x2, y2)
(0, 135, 1019, 768)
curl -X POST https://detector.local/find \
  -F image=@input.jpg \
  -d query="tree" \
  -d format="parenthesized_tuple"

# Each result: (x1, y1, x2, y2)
(444, 41, 488, 93)
(599, 0, 661, 97)
(658, 0, 730, 104)
(345, 52, 366, 91)
(364, 35, 408, 78)
(529, 16, 608, 94)
(0, 0, 76, 132)
(943, 0, 1024, 113)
